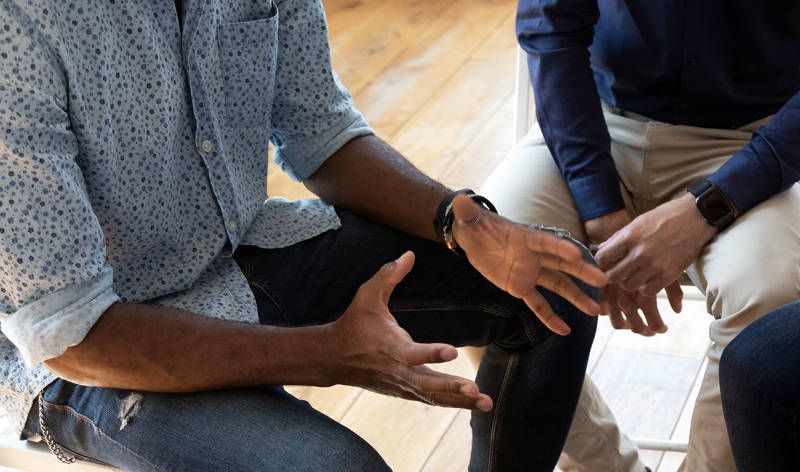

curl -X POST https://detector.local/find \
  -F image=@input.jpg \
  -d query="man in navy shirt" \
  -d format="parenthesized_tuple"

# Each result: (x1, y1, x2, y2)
(482, 1, 800, 470)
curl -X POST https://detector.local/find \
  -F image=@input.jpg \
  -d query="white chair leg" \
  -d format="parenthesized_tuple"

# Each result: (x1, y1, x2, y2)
(513, 46, 533, 143)
(632, 437, 689, 453)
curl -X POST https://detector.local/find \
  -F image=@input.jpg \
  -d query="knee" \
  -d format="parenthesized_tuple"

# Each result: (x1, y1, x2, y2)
(706, 226, 800, 320)
(495, 232, 598, 350)
(707, 261, 800, 345)
(538, 283, 598, 348)
(481, 141, 581, 231)
(562, 296, 598, 343)
(326, 435, 389, 472)
(719, 331, 760, 401)
(557, 238, 599, 339)
(720, 303, 800, 405)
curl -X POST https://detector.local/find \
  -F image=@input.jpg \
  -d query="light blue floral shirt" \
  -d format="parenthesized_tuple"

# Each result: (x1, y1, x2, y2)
(0, 0, 371, 436)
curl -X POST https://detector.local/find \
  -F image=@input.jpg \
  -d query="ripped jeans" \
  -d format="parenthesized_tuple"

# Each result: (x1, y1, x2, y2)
(22, 209, 597, 471)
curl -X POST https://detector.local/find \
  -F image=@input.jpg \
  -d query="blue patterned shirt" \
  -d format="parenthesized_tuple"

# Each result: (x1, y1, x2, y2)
(0, 0, 371, 436)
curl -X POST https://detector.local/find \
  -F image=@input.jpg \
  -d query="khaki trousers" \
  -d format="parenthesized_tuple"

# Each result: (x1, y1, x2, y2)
(481, 108, 800, 472)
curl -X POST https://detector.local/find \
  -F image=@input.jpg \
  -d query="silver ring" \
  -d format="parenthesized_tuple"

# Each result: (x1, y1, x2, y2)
(464, 211, 481, 226)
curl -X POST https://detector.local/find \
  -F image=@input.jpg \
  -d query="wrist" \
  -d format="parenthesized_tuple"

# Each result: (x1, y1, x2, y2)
(253, 323, 338, 388)
(584, 209, 631, 244)
(434, 190, 497, 256)
(305, 323, 340, 387)
(433, 189, 473, 249)
(679, 192, 718, 243)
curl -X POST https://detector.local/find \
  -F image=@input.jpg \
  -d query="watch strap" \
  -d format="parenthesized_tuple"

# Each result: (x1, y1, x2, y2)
(687, 179, 712, 199)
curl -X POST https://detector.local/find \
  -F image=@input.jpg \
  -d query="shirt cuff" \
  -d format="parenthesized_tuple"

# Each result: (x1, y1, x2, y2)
(274, 110, 374, 181)
(1, 267, 119, 366)
(708, 133, 780, 215)
(566, 171, 626, 221)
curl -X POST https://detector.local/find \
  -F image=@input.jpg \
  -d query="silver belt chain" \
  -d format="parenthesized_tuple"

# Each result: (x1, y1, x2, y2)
(38, 390, 77, 464)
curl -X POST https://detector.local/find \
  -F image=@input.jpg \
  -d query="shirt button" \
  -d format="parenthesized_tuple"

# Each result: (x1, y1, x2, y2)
(201, 139, 213, 153)
(227, 220, 238, 233)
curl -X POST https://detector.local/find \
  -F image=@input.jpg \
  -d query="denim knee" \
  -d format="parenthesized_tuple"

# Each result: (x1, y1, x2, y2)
(720, 331, 754, 400)
(325, 435, 390, 472)
(497, 242, 598, 350)
(720, 303, 799, 406)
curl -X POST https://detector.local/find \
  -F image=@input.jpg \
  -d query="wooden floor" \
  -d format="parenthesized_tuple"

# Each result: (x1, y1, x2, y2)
(273, 1, 713, 471)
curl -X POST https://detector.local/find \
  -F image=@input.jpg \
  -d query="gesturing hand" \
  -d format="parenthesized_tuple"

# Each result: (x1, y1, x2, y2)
(327, 251, 493, 411)
(450, 195, 608, 336)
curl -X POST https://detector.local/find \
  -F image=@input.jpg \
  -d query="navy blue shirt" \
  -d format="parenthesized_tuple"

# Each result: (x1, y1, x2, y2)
(518, 0, 800, 220)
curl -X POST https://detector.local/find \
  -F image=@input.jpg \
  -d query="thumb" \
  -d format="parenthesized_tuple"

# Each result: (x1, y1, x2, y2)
(452, 194, 481, 227)
(369, 251, 415, 304)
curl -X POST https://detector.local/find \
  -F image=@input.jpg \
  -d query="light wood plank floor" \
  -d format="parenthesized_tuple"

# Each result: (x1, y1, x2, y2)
(275, 1, 714, 470)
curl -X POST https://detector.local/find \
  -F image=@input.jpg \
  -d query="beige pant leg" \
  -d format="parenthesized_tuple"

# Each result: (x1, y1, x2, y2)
(481, 129, 645, 472)
(682, 185, 800, 472)
(632, 114, 800, 471)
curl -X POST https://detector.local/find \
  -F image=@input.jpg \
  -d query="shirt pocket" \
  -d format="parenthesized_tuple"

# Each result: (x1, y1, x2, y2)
(217, 2, 279, 129)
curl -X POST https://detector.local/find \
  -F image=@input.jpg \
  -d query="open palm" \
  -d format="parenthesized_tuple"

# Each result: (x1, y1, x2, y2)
(451, 196, 607, 335)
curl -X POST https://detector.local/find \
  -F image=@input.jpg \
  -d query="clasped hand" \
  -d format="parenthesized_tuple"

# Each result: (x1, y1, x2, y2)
(588, 195, 717, 336)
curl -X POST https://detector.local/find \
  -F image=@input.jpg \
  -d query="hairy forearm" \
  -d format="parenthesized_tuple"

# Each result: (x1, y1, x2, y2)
(306, 135, 450, 241)
(44, 302, 333, 392)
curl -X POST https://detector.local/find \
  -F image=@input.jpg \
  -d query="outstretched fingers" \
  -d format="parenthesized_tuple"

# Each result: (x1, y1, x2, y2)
(538, 254, 608, 288)
(405, 366, 478, 395)
(520, 288, 571, 336)
(399, 365, 492, 411)
(418, 391, 494, 411)
(524, 228, 583, 261)
(538, 270, 602, 316)
(396, 341, 459, 366)
(362, 251, 416, 305)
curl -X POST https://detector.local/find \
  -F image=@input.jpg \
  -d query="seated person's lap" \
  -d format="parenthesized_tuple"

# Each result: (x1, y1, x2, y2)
(23, 209, 599, 471)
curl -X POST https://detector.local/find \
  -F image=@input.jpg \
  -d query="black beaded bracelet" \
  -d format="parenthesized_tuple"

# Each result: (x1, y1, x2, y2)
(433, 189, 497, 256)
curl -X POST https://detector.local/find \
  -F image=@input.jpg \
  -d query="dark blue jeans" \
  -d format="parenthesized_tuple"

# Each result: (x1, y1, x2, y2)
(720, 301, 800, 472)
(24, 209, 597, 471)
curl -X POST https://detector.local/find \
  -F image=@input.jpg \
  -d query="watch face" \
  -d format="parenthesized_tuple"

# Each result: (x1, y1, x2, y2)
(699, 189, 732, 223)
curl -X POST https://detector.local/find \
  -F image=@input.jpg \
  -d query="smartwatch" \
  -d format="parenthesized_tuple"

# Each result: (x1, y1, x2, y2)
(687, 179, 739, 231)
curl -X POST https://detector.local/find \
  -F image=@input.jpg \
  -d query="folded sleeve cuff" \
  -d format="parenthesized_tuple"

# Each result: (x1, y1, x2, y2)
(708, 133, 782, 215)
(1, 267, 119, 367)
(566, 171, 626, 220)
(273, 110, 374, 181)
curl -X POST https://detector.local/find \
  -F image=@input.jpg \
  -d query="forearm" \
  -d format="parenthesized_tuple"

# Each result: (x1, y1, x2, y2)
(519, 0, 623, 221)
(305, 135, 450, 241)
(44, 302, 333, 392)
(709, 90, 800, 215)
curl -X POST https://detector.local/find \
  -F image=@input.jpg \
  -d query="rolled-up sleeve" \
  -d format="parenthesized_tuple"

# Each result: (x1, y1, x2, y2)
(0, 10, 119, 366)
(2, 270, 118, 366)
(269, 0, 373, 181)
